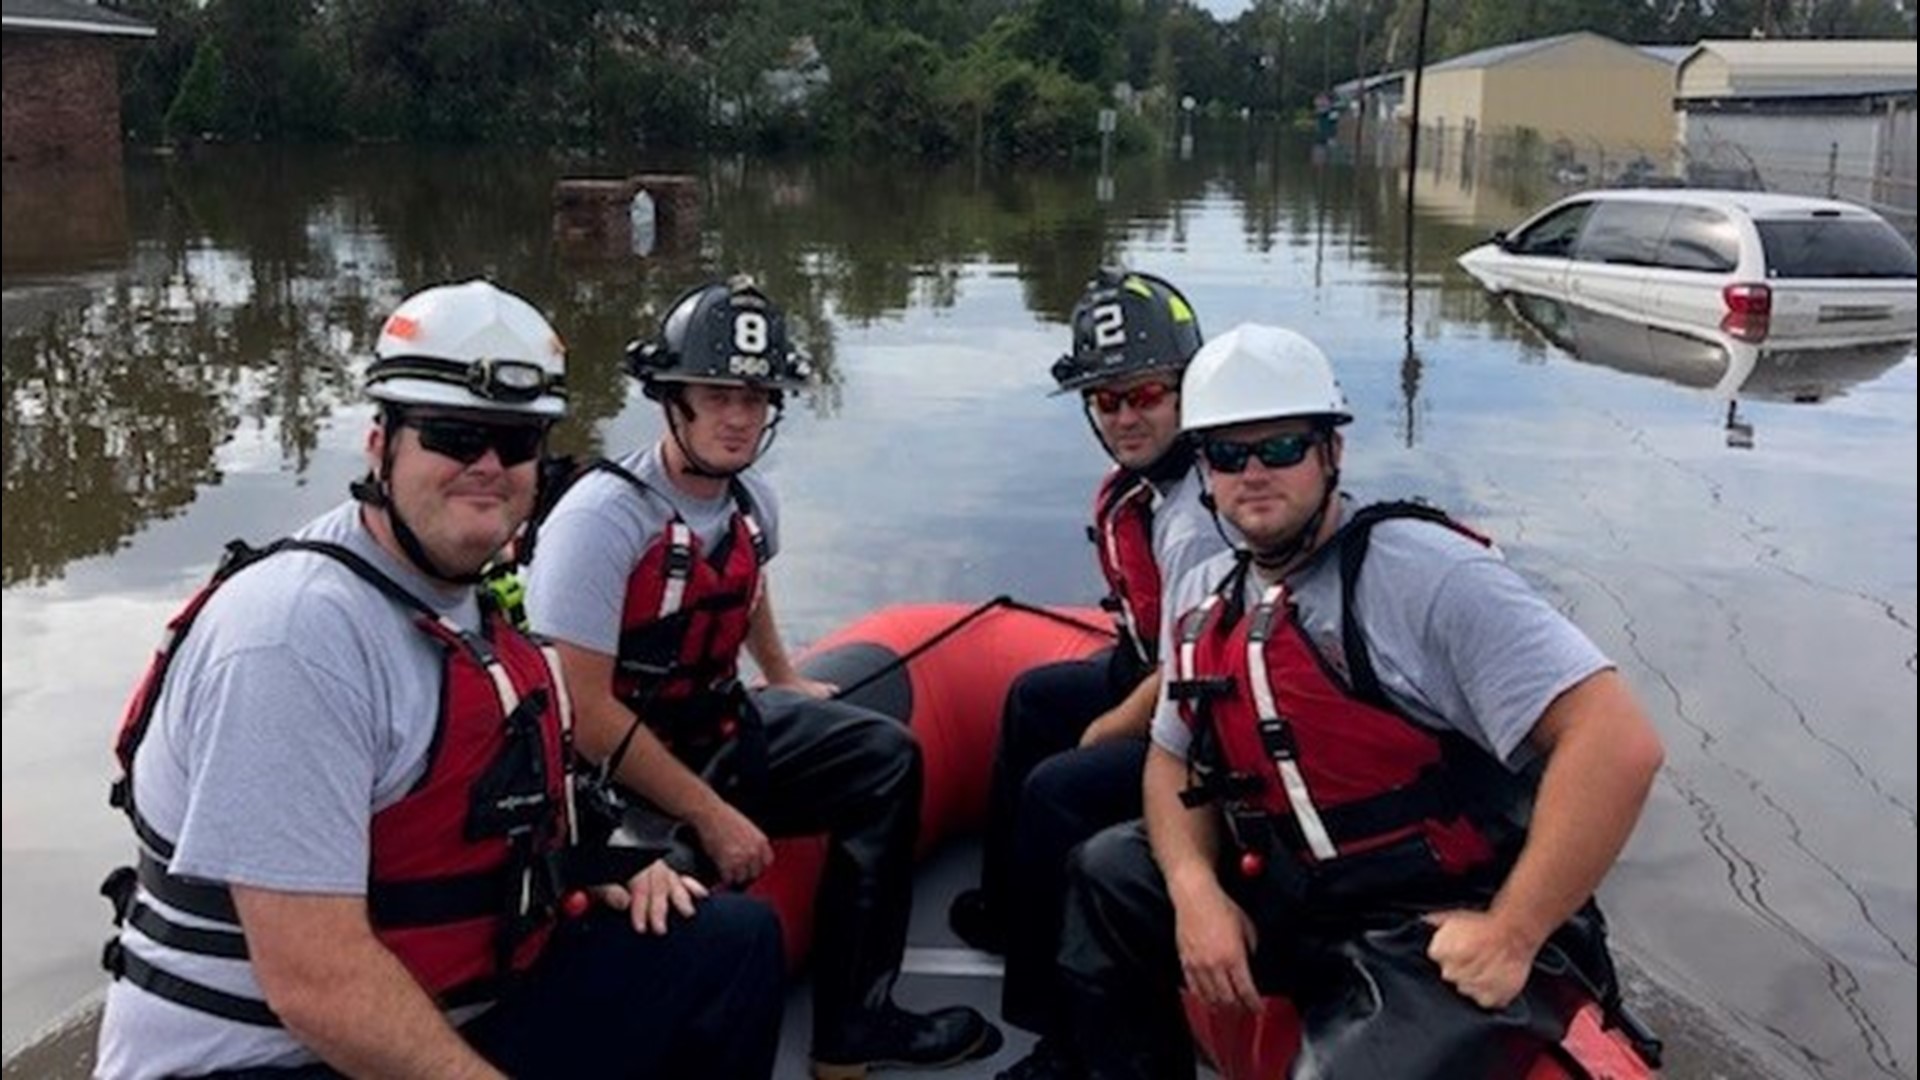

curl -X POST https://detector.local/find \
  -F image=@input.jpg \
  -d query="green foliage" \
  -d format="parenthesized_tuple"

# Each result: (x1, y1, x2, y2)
(824, 28, 959, 154)
(979, 58, 1105, 159)
(108, 0, 1919, 152)
(110, 0, 202, 142)
(584, 51, 708, 150)
(1021, 0, 1123, 85)
(163, 39, 227, 142)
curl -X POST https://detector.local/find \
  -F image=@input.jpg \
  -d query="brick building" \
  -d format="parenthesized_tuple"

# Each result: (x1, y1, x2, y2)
(2, 0, 154, 168)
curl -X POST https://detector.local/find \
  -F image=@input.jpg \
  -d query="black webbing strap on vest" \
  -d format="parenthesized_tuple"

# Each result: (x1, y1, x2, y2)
(103, 943, 282, 1027)
(1334, 500, 1484, 710)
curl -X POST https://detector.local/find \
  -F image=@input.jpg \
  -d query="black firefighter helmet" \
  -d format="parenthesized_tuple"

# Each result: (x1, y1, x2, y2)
(626, 277, 813, 402)
(1050, 267, 1203, 395)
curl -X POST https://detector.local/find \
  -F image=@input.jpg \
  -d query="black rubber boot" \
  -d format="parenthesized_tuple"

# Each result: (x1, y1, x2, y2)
(811, 1003, 1003, 1079)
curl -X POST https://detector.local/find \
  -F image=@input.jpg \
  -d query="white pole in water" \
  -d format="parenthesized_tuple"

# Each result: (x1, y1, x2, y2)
(1098, 107, 1118, 203)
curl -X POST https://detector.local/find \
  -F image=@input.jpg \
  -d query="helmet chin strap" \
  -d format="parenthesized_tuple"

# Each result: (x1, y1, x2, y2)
(663, 389, 784, 480)
(350, 411, 485, 586)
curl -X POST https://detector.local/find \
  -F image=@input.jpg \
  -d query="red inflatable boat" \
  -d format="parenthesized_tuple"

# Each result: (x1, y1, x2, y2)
(746, 599, 1660, 1080)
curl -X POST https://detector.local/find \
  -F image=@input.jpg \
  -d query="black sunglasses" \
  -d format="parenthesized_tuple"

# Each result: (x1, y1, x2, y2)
(1200, 431, 1323, 474)
(407, 417, 547, 467)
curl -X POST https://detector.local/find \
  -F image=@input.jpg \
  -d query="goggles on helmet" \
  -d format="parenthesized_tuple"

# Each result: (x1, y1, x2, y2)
(368, 355, 567, 406)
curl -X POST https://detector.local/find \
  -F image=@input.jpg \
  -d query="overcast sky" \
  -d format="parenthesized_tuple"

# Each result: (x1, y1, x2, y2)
(1194, 0, 1254, 19)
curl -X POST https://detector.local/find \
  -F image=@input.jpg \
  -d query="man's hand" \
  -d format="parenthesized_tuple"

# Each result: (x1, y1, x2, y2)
(1172, 879, 1263, 1012)
(1424, 909, 1539, 1009)
(593, 861, 710, 934)
(689, 800, 775, 885)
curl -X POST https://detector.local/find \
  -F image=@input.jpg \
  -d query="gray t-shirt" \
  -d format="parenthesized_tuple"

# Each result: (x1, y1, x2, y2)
(96, 501, 483, 1079)
(524, 443, 781, 656)
(1149, 463, 1235, 620)
(1151, 501, 1611, 767)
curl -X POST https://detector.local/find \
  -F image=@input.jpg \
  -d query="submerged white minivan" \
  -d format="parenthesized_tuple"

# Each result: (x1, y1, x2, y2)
(1458, 190, 1917, 340)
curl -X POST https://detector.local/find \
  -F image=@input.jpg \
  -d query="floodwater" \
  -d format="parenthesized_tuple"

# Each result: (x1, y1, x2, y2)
(2, 138, 1913, 1079)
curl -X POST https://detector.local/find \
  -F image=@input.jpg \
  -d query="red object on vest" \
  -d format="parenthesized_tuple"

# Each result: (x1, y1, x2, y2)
(1092, 469, 1162, 666)
(111, 540, 574, 1003)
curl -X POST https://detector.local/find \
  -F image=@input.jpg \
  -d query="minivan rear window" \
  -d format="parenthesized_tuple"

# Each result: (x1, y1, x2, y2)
(1757, 219, 1918, 279)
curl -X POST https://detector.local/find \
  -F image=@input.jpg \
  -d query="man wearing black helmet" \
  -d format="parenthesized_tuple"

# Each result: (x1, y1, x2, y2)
(97, 281, 784, 1080)
(524, 279, 999, 1079)
(948, 268, 1232, 1079)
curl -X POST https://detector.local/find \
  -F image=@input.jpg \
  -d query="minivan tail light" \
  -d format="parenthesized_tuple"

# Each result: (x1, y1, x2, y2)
(1721, 311, 1770, 343)
(1724, 283, 1772, 316)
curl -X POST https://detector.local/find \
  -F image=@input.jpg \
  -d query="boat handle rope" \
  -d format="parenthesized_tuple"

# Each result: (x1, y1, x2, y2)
(828, 595, 1117, 704)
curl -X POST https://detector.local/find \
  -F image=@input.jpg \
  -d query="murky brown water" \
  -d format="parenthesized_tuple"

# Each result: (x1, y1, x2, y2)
(3, 138, 1913, 1079)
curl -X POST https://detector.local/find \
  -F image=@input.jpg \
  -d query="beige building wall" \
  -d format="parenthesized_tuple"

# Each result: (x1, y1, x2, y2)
(1417, 67, 1485, 137)
(1405, 35, 1678, 156)
(1480, 38, 1676, 151)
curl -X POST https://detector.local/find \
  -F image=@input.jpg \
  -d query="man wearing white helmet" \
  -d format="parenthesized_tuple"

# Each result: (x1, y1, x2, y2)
(96, 281, 784, 1080)
(523, 278, 999, 1078)
(1051, 324, 1665, 1078)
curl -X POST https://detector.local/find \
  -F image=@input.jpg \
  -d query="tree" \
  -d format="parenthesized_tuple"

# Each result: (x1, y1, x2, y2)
(164, 38, 227, 142)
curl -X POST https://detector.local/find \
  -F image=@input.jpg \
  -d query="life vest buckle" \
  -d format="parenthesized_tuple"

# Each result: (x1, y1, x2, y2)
(100, 865, 138, 926)
(101, 936, 127, 977)
(1254, 716, 1300, 759)
(665, 545, 695, 578)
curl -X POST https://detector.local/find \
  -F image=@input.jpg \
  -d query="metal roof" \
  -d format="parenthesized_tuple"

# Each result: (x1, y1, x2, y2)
(1427, 31, 1668, 74)
(1330, 70, 1407, 97)
(2, 0, 154, 37)
(1679, 39, 1916, 99)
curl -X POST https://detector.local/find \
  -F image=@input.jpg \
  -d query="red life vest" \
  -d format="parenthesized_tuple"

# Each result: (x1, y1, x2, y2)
(104, 538, 577, 1026)
(601, 462, 769, 748)
(1170, 503, 1526, 897)
(1091, 468, 1162, 668)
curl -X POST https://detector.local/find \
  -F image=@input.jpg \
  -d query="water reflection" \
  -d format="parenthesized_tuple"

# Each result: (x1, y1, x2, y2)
(1, 142, 1258, 585)
(0, 165, 130, 274)
(1498, 291, 1916, 448)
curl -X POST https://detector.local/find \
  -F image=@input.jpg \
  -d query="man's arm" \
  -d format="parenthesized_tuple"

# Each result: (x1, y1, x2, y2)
(1080, 670, 1160, 747)
(1426, 669, 1664, 1008)
(233, 887, 501, 1079)
(550, 640, 774, 884)
(1144, 744, 1262, 1011)
(743, 580, 834, 698)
